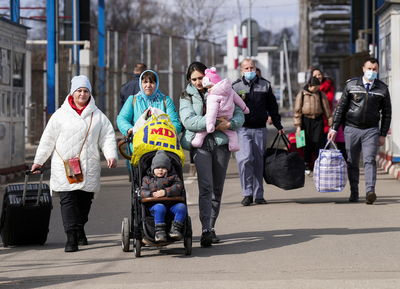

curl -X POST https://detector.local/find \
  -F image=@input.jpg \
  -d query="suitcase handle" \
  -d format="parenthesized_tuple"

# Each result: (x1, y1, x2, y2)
(23, 169, 44, 206)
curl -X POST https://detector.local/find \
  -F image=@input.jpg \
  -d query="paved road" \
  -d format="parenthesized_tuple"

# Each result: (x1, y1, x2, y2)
(1, 125, 400, 288)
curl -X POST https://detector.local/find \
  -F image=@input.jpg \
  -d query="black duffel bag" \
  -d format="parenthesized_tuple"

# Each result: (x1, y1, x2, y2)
(263, 133, 305, 190)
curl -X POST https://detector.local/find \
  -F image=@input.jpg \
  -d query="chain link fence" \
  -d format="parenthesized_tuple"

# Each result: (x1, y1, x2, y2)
(28, 29, 224, 143)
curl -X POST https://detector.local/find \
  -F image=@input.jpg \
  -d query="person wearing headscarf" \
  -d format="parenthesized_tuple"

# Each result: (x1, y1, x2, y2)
(117, 70, 182, 136)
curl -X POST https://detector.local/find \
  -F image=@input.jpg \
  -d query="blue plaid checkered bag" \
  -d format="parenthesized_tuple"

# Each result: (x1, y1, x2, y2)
(313, 141, 347, 192)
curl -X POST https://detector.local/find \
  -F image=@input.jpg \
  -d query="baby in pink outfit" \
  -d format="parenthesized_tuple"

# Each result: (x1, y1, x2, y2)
(191, 67, 249, 152)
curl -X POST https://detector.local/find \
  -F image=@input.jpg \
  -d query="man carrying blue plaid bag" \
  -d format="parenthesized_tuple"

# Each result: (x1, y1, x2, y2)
(313, 141, 347, 193)
(327, 58, 391, 204)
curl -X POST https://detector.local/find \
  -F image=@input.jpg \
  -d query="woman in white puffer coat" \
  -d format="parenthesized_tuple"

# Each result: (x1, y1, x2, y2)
(31, 75, 118, 252)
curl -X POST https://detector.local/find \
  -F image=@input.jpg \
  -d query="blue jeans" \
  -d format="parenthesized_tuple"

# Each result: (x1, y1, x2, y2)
(150, 203, 187, 224)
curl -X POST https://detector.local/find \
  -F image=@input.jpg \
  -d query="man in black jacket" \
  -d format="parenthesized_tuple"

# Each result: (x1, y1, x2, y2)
(120, 63, 147, 109)
(328, 58, 391, 204)
(233, 58, 284, 206)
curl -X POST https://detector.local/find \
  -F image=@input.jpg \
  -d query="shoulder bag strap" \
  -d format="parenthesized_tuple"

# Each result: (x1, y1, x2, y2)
(77, 112, 94, 158)
(55, 112, 94, 160)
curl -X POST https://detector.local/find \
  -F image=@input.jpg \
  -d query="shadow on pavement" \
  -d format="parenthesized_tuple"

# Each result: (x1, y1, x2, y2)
(189, 226, 400, 258)
(219, 195, 400, 206)
(0, 237, 121, 257)
(0, 272, 126, 289)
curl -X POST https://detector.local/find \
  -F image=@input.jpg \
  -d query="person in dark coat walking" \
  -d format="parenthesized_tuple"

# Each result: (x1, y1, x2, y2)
(120, 63, 147, 109)
(232, 58, 284, 206)
(327, 58, 392, 204)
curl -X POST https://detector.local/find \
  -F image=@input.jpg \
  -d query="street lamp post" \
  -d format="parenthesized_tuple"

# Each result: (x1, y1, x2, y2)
(247, 0, 253, 57)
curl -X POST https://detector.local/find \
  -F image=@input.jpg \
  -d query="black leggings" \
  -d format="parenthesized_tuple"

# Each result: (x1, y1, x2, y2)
(59, 190, 94, 232)
(302, 116, 324, 167)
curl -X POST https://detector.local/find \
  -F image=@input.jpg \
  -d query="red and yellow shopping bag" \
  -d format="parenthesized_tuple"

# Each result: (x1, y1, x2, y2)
(131, 114, 185, 166)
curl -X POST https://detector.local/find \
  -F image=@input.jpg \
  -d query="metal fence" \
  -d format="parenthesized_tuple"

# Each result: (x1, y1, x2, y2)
(27, 29, 224, 143)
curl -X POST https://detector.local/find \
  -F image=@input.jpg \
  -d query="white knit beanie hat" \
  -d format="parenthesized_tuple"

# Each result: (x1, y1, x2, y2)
(69, 75, 92, 95)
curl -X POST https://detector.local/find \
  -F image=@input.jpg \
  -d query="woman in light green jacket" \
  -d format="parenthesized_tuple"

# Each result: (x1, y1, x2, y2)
(179, 62, 244, 248)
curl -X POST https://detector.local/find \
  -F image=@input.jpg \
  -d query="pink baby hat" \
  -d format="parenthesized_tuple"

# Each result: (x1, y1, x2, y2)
(202, 67, 222, 88)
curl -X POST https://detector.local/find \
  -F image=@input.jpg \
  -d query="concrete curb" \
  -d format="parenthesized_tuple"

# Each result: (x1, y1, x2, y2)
(377, 151, 400, 181)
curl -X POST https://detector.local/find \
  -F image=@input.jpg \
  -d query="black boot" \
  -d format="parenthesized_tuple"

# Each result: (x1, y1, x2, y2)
(210, 228, 220, 243)
(77, 227, 88, 246)
(155, 223, 167, 242)
(169, 221, 184, 240)
(349, 190, 359, 202)
(65, 230, 78, 252)
(200, 229, 212, 248)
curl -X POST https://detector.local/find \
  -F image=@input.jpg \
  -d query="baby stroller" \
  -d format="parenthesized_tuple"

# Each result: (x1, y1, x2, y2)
(118, 139, 192, 257)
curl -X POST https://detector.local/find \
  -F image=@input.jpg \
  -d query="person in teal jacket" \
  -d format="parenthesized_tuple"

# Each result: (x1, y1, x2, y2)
(117, 70, 182, 136)
(180, 62, 244, 248)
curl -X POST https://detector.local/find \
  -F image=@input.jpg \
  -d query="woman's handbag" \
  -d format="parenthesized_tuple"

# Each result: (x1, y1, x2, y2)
(313, 140, 347, 192)
(264, 133, 305, 190)
(62, 157, 84, 184)
(56, 113, 93, 184)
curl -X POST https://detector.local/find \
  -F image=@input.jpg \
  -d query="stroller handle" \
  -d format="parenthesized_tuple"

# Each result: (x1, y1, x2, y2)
(118, 132, 133, 160)
(141, 196, 185, 203)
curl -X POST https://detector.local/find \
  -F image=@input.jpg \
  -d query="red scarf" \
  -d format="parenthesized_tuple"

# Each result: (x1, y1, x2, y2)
(68, 95, 89, 115)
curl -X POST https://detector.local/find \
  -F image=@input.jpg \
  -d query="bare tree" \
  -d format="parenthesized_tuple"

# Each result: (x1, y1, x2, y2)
(155, 9, 187, 37)
(173, 0, 227, 41)
(97, 0, 162, 32)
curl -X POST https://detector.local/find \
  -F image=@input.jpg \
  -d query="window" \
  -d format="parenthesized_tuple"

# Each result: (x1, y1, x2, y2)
(6, 91, 10, 117)
(0, 48, 11, 85)
(11, 91, 16, 117)
(13, 52, 24, 87)
(0, 90, 5, 116)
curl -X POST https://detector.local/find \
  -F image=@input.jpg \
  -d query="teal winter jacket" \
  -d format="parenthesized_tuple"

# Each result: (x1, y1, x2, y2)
(179, 83, 244, 150)
(117, 70, 182, 136)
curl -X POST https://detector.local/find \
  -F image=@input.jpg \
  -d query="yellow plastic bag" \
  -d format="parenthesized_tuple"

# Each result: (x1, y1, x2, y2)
(131, 114, 185, 166)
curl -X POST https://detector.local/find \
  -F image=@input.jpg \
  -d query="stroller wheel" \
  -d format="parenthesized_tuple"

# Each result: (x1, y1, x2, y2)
(121, 217, 130, 252)
(185, 216, 193, 237)
(184, 236, 192, 255)
(184, 216, 192, 255)
(134, 238, 141, 258)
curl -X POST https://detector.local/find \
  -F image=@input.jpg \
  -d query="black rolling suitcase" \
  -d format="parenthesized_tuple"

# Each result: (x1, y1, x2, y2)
(0, 170, 52, 247)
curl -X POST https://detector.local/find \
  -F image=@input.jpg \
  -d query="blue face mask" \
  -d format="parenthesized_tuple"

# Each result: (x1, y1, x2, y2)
(244, 71, 256, 81)
(364, 70, 378, 81)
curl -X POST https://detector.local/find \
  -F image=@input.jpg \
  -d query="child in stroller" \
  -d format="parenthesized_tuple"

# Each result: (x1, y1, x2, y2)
(141, 150, 187, 242)
(119, 148, 192, 257)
